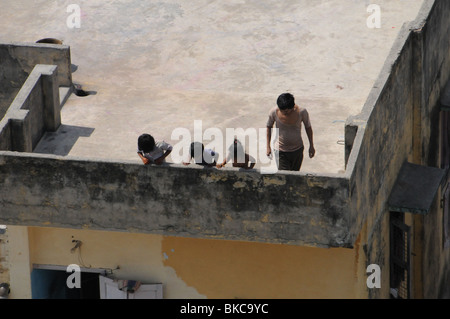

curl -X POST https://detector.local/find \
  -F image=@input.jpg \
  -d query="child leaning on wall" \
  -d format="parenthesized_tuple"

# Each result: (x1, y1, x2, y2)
(216, 138, 255, 170)
(182, 142, 218, 167)
(137, 133, 172, 165)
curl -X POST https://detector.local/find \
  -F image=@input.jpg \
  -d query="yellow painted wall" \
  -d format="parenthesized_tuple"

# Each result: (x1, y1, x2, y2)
(27, 227, 204, 299)
(21, 226, 367, 299)
(162, 236, 365, 299)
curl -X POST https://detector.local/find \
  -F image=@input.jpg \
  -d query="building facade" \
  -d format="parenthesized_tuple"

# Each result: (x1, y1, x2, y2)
(0, 0, 449, 299)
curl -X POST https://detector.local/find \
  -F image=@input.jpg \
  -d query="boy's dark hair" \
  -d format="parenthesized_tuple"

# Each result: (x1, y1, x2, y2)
(138, 134, 155, 153)
(277, 93, 295, 110)
(190, 142, 205, 161)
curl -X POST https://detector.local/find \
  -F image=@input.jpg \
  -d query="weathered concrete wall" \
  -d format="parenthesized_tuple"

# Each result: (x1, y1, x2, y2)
(0, 64, 61, 152)
(0, 41, 70, 153)
(0, 42, 71, 119)
(0, 42, 72, 88)
(0, 47, 27, 120)
(0, 151, 350, 248)
(347, 26, 416, 297)
(346, 21, 415, 263)
(412, 0, 450, 298)
(0, 120, 11, 151)
(345, 0, 450, 298)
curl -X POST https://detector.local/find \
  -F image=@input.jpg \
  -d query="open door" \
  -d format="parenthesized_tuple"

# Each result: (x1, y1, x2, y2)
(99, 276, 127, 299)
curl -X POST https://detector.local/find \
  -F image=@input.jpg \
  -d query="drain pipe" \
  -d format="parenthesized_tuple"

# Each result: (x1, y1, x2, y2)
(73, 83, 92, 97)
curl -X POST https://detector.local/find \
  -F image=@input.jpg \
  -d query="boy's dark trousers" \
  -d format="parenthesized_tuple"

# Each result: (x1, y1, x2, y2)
(276, 147, 304, 171)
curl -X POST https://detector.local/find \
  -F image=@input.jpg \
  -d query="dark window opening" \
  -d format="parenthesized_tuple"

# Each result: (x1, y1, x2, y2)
(390, 212, 411, 299)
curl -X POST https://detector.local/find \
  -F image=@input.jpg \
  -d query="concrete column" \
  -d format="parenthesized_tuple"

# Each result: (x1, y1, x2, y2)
(9, 110, 32, 152)
(7, 226, 32, 299)
(39, 64, 61, 132)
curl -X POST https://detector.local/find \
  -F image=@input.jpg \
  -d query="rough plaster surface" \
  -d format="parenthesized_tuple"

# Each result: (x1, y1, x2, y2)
(0, 151, 350, 247)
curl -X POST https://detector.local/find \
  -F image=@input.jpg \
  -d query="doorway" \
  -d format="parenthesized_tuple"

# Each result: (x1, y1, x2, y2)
(31, 267, 103, 299)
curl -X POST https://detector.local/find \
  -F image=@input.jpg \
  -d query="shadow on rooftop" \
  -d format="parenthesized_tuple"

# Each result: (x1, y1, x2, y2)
(33, 124, 95, 156)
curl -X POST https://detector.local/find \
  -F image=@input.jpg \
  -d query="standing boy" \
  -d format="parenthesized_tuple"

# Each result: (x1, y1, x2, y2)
(266, 93, 315, 171)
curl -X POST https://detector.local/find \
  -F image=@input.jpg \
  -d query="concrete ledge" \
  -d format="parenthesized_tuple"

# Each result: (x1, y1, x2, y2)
(0, 151, 351, 248)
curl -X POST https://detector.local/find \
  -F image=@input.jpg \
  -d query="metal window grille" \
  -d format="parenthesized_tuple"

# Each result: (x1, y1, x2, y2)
(390, 212, 411, 299)
(444, 183, 450, 248)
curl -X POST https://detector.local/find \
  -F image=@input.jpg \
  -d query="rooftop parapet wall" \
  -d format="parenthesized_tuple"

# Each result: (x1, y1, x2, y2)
(345, 22, 416, 247)
(0, 42, 72, 88)
(0, 64, 61, 152)
(0, 151, 350, 248)
(0, 42, 72, 118)
(413, 0, 450, 166)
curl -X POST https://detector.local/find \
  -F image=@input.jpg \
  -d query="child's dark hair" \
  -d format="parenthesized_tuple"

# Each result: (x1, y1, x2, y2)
(138, 134, 155, 153)
(277, 93, 295, 110)
(190, 142, 205, 161)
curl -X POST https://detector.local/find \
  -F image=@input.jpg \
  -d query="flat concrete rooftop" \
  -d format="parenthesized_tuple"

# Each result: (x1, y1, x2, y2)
(0, 0, 425, 174)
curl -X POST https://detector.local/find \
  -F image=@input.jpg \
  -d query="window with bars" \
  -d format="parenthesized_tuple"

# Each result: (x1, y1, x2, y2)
(444, 183, 450, 248)
(390, 212, 411, 299)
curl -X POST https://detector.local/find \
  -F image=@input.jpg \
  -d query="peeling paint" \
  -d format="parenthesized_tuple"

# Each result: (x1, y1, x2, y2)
(161, 236, 358, 298)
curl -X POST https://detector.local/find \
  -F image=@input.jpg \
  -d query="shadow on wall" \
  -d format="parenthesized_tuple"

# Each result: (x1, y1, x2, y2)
(33, 124, 95, 156)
